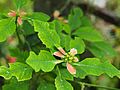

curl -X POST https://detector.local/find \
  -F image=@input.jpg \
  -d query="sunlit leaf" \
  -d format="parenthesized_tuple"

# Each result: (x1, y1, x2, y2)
(26, 50, 57, 72)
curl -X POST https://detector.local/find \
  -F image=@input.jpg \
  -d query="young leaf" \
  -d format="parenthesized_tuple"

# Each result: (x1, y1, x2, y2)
(34, 20, 60, 48)
(54, 20, 63, 34)
(54, 20, 71, 34)
(13, 0, 28, 9)
(70, 37, 85, 54)
(73, 27, 103, 42)
(27, 12, 50, 22)
(26, 50, 57, 72)
(55, 76, 73, 90)
(60, 34, 71, 51)
(80, 16, 92, 27)
(63, 24, 71, 34)
(0, 18, 16, 42)
(0, 66, 12, 80)
(9, 62, 33, 81)
(73, 58, 120, 78)
(68, 7, 83, 30)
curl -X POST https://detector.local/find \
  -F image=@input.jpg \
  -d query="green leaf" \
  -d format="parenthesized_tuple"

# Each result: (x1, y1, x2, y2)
(27, 12, 50, 21)
(0, 63, 32, 81)
(80, 16, 92, 27)
(74, 58, 103, 78)
(34, 20, 60, 48)
(26, 50, 57, 72)
(13, 0, 27, 9)
(0, 66, 12, 80)
(0, 14, 7, 19)
(87, 41, 117, 58)
(2, 80, 29, 90)
(55, 76, 73, 90)
(87, 44, 105, 58)
(37, 81, 55, 90)
(63, 24, 71, 34)
(60, 69, 73, 81)
(68, 7, 83, 30)
(24, 33, 43, 55)
(49, 21, 56, 30)
(54, 20, 71, 34)
(0, 18, 16, 42)
(9, 62, 33, 81)
(100, 61, 120, 78)
(73, 58, 120, 78)
(22, 20, 35, 36)
(73, 27, 103, 42)
(9, 48, 29, 63)
(75, 66, 87, 79)
(70, 37, 85, 54)
(0, 14, 3, 19)
(60, 34, 71, 51)
(59, 34, 65, 49)
(54, 20, 63, 34)
(34, 20, 49, 32)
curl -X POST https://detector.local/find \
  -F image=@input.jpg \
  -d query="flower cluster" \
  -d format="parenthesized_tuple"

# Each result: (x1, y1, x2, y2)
(54, 47, 78, 75)
(53, 10, 68, 23)
(6, 55, 16, 63)
(8, 10, 26, 25)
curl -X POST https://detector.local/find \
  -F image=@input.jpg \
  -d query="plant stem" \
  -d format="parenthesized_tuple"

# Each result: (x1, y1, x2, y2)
(77, 81, 120, 90)
(15, 16, 22, 45)
(56, 66, 61, 77)
(81, 82, 85, 90)
(22, 33, 31, 51)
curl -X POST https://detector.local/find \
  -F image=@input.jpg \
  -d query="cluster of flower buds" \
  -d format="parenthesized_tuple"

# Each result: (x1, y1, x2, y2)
(53, 47, 79, 75)
(53, 10, 68, 23)
(6, 55, 16, 63)
(8, 10, 26, 25)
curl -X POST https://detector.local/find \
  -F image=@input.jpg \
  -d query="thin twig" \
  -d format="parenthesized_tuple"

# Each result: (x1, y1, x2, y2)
(81, 82, 85, 90)
(77, 81, 120, 90)
(60, 0, 71, 12)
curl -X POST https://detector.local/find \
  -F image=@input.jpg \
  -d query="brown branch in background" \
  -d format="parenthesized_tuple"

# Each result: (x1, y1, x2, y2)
(76, 3, 120, 26)
(34, 0, 120, 26)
